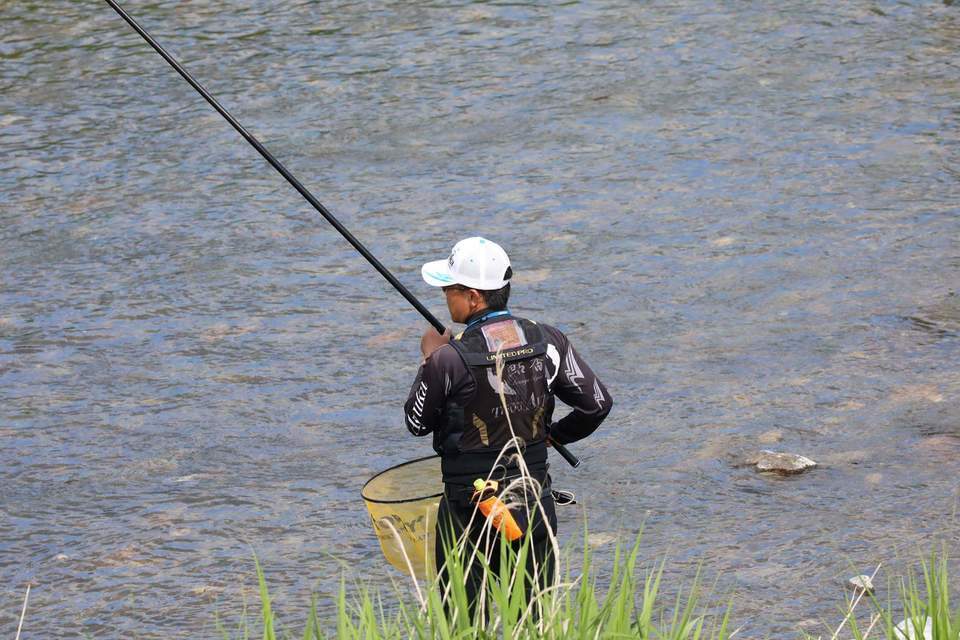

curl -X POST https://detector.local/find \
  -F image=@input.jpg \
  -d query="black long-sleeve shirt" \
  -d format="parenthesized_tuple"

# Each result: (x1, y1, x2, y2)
(404, 321, 612, 446)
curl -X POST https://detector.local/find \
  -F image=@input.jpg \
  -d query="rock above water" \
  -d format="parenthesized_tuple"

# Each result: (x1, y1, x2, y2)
(895, 617, 932, 640)
(746, 450, 817, 475)
(847, 574, 874, 593)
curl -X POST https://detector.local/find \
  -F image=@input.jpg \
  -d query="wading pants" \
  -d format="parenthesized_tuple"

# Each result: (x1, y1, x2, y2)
(434, 475, 557, 619)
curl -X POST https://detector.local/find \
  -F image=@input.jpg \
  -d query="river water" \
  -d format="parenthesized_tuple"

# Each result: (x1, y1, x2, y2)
(2, 0, 959, 637)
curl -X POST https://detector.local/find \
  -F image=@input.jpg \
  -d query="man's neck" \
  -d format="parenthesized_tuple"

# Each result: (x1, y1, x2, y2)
(464, 307, 489, 326)
(464, 307, 510, 327)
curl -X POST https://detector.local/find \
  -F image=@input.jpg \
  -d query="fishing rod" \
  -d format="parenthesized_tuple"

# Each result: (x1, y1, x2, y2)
(102, 0, 581, 470)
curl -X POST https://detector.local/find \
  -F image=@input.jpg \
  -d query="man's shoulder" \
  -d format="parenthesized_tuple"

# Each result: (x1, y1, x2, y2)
(423, 343, 464, 370)
(517, 318, 568, 346)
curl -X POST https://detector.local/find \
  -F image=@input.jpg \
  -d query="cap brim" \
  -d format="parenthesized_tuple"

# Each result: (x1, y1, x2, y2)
(421, 260, 456, 287)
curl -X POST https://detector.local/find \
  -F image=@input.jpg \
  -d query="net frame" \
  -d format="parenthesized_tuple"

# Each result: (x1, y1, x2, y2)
(361, 455, 443, 504)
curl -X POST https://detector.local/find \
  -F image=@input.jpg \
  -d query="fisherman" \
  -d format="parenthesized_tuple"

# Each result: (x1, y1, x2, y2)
(404, 237, 612, 612)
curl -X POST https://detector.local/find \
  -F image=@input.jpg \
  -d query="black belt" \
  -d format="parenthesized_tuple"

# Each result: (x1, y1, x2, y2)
(440, 440, 549, 486)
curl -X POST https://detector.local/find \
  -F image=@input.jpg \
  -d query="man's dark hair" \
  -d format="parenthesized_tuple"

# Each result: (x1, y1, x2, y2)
(479, 283, 511, 311)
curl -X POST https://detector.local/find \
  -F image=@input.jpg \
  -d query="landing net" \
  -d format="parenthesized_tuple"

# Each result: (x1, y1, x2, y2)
(361, 455, 442, 580)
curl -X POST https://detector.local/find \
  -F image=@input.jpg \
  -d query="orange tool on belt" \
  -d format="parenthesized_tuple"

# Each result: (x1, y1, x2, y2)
(471, 478, 523, 542)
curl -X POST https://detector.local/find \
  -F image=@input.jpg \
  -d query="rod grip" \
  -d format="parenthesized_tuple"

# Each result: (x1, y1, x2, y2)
(551, 440, 581, 468)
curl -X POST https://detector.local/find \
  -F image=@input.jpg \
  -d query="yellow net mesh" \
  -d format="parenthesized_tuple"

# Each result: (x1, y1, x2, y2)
(361, 456, 442, 580)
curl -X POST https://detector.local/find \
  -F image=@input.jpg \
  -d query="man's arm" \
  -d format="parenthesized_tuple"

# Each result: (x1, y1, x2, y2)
(404, 344, 456, 437)
(543, 328, 613, 445)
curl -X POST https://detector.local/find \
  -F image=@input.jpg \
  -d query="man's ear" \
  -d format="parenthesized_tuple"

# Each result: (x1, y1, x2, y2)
(468, 288, 485, 308)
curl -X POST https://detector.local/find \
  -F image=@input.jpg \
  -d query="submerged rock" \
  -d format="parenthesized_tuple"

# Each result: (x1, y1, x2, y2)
(587, 532, 618, 549)
(757, 429, 784, 445)
(190, 585, 222, 598)
(819, 449, 869, 466)
(746, 450, 817, 475)
(847, 574, 874, 593)
(911, 291, 960, 336)
(364, 329, 407, 348)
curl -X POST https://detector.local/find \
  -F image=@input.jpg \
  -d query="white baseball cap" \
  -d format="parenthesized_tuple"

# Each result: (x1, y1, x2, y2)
(421, 237, 512, 290)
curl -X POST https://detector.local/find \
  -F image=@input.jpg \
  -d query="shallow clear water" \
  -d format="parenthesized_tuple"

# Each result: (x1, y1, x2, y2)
(2, 0, 959, 636)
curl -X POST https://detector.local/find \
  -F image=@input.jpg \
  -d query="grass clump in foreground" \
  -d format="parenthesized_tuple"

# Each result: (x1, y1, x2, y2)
(228, 543, 960, 640)
(820, 551, 959, 640)
(230, 530, 733, 640)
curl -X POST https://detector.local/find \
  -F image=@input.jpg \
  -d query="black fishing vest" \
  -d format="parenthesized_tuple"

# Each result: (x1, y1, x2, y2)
(435, 315, 551, 482)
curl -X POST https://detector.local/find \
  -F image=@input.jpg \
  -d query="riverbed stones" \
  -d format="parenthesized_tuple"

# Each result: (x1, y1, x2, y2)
(846, 574, 874, 593)
(746, 450, 817, 475)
